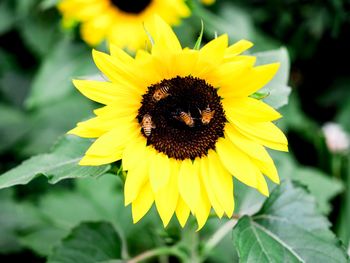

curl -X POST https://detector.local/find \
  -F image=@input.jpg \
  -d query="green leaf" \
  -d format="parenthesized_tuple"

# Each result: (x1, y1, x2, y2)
(0, 135, 110, 189)
(40, 0, 60, 10)
(19, 13, 61, 58)
(0, 104, 30, 153)
(233, 180, 349, 263)
(254, 47, 291, 109)
(0, 71, 31, 107)
(272, 152, 344, 214)
(20, 93, 95, 156)
(194, 20, 204, 50)
(48, 222, 122, 263)
(26, 38, 96, 108)
(337, 97, 350, 133)
(19, 226, 69, 256)
(19, 174, 159, 256)
(18, 174, 122, 256)
(0, 0, 16, 35)
(15, 0, 38, 18)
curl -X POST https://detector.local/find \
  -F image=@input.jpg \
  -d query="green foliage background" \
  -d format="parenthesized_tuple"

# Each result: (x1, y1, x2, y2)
(0, 0, 350, 262)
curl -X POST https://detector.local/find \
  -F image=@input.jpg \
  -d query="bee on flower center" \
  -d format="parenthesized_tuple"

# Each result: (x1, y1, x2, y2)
(175, 111, 195, 127)
(199, 106, 215, 125)
(153, 86, 170, 101)
(141, 114, 156, 136)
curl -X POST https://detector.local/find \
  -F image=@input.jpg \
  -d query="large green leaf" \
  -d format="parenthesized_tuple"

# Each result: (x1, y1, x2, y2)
(18, 174, 158, 256)
(18, 174, 122, 256)
(48, 222, 122, 263)
(272, 152, 343, 214)
(233, 180, 349, 263)
(26, 38, 96, 108)
(0, 135, 110, 189)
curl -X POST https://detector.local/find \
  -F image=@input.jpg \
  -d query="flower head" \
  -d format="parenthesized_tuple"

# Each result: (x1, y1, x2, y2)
(322, 122, 349, 154)
(58, 0, 190, 50)
(68, 16, 288, 229)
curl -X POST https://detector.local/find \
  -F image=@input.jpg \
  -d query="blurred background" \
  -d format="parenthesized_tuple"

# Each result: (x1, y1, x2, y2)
(0, 0, 349, 262)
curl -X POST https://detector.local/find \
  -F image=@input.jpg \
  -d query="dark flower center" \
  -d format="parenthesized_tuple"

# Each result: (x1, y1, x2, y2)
(137, 76, 226, 160)
(110, 0, 152, 14)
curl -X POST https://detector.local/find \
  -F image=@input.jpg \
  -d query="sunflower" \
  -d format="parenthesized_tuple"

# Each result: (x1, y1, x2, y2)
(57, 0, 190, 50)
(68, 16, 288, 230)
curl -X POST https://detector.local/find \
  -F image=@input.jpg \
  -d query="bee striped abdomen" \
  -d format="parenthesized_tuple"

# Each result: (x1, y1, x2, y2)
(153, 86, 170, 101)
(142, 114, 155, 136)
(179, 111, 194, 127)
(200, 106, 215, 125)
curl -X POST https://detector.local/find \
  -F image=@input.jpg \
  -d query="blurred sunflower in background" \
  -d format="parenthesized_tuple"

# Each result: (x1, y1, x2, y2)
(58, 0, 190, 50)
(68, 16, 288, 230)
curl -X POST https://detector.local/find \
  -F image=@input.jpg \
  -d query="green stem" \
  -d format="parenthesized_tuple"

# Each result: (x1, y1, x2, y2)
(200, 218, 239, 261)
(127, 246, 188, 263)
(331, 154, 343, 178)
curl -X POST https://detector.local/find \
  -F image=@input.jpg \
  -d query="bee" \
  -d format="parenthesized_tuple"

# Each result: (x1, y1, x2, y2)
(153, 86, 170, 101)
(176, 111, 195, 127)
(141, 114, 155, 137)
(199, 106, 215, 125)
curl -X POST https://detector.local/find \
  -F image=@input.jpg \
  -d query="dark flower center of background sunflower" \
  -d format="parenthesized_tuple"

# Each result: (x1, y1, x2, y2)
(110, 0, 152, 14)
(137, 76, 226, 160)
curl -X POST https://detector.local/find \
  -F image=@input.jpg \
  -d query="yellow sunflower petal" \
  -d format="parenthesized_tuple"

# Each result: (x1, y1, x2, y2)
(132, 182, 154, 223)
(216, 138, 269, 196)
(225, 124, 279, 184)
(93, 105, 139, 120)
(170, 50, 199, 77)
(85, 121, 138, 157)
(80, 16, 110, 46)
(155, 159, 180, 227)
(92, 49, 142, 89)
(195, 169, 212, 230)
(199, 158, 224, 218)
(194, 35, 228, 77)
(58, 0, 107, 21)
(79, 153, 122, 166)
(122, 137, 147, 171)
(206, 57, 256, 87)
(207, 150, 234, 217)
(73, 80, 140, 105)
(70, 115, 134, 146)
(233, 120, 288, 152)
(124, 158, 149, 205)
(224, 39, 253, 59)
(223, 97, 282, 122)
(149, 152, 171, 192)
(146, 15, 182, 54)
(175, 196, 190, 227)
(109, 43, 135, 65)
(219, 63, 280, 97)
(178, 159, 200, 213)
(68, 120, 105, 138)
